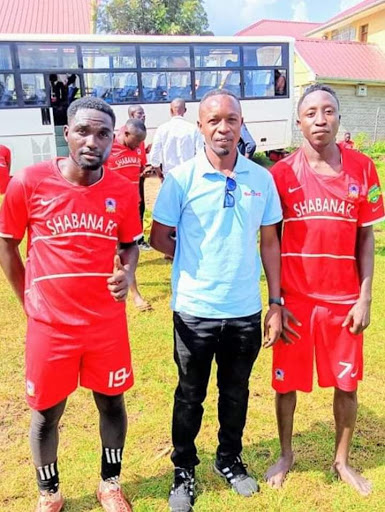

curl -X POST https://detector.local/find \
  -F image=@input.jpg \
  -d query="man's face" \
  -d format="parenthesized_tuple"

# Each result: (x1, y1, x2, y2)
(297, 90, 340, 149)
(198, 95, 242, 157)
(64, 109, 114, 171)
(131, 107, 145, 123)
(344, 132, 351, 142)
(122, 129, 145, 150)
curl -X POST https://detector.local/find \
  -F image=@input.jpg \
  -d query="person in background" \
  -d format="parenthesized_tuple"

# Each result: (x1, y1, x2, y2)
(106, 118, 152, 312)
(238, 122, 256, 159)
(149, 98, 202, 182)
(341, 131, 355, 149)
(127, 105, 153, 251)
(0, 144, 11, 194)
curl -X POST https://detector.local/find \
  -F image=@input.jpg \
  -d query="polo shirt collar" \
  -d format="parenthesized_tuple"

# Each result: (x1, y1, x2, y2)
(196, 148, 250, 177)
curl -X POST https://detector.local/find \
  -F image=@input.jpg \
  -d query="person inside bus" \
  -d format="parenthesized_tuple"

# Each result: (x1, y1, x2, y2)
(66, 74, 79, 104)
(274, 70, 287, 96)
(49, 74, 65, 105)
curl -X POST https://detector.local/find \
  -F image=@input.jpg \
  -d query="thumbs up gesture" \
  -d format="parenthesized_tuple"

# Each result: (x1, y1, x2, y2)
(107, 254, 131, 302)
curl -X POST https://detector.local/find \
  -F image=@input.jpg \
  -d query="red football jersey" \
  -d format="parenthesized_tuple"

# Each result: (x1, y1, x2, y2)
(271, 144, 385, 303)
(0, 159, 143, 326)
(106, 140, 146, 185)
(0, 144, 11, 194)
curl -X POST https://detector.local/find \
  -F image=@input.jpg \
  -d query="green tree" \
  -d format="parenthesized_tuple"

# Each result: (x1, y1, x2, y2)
(97, 0, 210, 35)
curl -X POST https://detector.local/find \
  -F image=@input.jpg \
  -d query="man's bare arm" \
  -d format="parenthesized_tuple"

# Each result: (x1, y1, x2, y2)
(260, 224, 282, 347)
(0, 237, 25, 305)
(150, 220, 176, 257)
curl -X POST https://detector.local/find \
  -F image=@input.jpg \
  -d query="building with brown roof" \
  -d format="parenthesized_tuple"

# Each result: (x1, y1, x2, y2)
(238, 1, 385, 143)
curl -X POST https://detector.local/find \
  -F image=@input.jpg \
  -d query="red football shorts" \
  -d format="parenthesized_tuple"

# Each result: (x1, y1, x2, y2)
(272, 296, 363, 393)
(25, 316, 134, 410)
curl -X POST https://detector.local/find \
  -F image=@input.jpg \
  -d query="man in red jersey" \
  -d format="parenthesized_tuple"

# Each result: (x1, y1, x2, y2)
(265, 84, 384, 496)
(0, 143, 11, 194)
(340, 131, 355, 150)
(0, 97, 142, 512)
(107, 119, 152, 312)
(127, 104, 153, 250)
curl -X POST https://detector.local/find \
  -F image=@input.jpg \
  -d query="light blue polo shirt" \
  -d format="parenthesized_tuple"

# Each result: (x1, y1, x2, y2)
(152, 149, 282, 318)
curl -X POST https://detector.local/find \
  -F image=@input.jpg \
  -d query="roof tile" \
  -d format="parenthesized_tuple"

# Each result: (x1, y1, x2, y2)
(0, 0, 93, 34)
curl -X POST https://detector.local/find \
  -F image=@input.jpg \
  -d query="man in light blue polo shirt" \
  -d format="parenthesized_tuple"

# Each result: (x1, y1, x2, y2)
(151, 89, 282, 512)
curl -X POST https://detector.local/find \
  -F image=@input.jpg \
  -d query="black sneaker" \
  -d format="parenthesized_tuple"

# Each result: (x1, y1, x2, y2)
(168, 467, 195, 512)
(214, 455, 259, 497)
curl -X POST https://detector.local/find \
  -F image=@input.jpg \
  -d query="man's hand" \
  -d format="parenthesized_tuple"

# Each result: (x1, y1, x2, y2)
(107, 255, 132, 302)
(263, 304, 282, 348)
(342, 298, 371, 334)
(281, 307, 301, 344)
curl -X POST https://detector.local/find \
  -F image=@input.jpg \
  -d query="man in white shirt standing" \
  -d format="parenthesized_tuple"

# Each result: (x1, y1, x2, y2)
(149, 98, 202, 181)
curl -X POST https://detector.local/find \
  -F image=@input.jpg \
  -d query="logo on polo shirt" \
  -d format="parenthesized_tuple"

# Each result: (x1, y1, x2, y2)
(244, 190, 262, 197)
(27, 380, 35, 397)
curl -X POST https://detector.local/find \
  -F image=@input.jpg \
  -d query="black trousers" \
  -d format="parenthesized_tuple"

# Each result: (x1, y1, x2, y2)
(171, 310, 262, 468)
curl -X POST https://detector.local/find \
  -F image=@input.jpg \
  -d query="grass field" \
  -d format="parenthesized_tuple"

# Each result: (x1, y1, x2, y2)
(0, 158, 385, 511)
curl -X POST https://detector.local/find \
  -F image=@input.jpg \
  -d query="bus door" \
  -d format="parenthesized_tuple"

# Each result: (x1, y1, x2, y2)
(44, 73, 81, 156)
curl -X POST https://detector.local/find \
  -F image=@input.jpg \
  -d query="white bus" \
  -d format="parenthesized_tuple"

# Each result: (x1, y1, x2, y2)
(0, 34, 294, 173)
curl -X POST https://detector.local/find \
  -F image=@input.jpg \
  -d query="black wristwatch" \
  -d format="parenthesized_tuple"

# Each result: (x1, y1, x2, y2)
(269, 297, 284, 306)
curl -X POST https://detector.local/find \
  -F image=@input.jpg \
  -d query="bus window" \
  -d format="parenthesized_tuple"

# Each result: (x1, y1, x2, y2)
(84, 72, 139, 104)
(21, 74, 47, 105)
(244, 70, 274, 98)
(17, 44, 78, 69)
(221, 70, 241, 97)
(195, 70, 220, 99)
(194, 45, 239, 68)
(140, 45, 190, 68)
(0, 74, 17, 106)
(141, 72, 168, 101)
(81, 45, 136, 69)
(0, 45, 12, 70)
(244, 45, 282, 67)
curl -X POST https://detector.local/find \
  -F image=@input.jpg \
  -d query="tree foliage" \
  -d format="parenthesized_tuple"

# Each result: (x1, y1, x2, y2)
(97, 0, 210, 35)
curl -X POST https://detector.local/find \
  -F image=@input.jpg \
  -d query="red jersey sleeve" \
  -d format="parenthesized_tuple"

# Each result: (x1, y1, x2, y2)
(358, 158, 385, 227)
(0, 176, 28, 239)
(118, 182, 143, 243)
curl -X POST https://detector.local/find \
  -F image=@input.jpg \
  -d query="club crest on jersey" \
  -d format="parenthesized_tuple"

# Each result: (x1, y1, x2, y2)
(105, 198, 116, 213)
(348, 183, 359, 199)
(26, 380, 35, 397)
(275, 368, 285, 381)
(368, 184, 381, 203)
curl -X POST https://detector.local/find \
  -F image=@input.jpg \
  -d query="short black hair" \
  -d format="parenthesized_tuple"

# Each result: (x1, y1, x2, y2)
(297, 83, 340, 115)
(124, 118, 146, 135)
(67, 97, 116, 127)
(200, 88, 241, 109)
